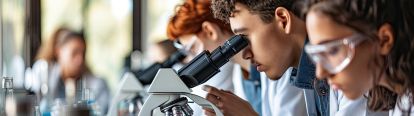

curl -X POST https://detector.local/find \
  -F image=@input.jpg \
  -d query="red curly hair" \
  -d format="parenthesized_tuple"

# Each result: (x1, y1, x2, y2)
(167, 0, 232, 40)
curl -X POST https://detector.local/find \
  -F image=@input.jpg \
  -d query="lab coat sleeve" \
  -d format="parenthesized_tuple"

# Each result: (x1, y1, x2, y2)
(331, 89, 389, 116)
(27, 60, 52, 94)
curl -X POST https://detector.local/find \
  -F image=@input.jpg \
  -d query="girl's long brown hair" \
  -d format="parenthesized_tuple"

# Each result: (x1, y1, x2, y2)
(36, 28, 91, 74)
(36, 27, 70, 62)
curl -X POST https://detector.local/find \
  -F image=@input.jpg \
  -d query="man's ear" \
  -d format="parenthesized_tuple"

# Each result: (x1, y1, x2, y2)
(201, 21, 221, 41)
(377, 23, 395, 55)
(274, 7, 292, 34)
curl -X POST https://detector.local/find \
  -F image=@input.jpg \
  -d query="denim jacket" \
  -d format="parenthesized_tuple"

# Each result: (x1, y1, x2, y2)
(290, 39, 330, 116)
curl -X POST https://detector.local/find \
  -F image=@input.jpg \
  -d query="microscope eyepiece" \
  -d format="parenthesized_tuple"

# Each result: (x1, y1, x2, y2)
(178, 35, 248, 88)
(210, 35, 249, 68)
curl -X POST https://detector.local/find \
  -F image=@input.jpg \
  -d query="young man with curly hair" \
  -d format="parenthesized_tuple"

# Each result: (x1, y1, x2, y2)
(204, 0, 389, 116)
(204, 0, 318, 116)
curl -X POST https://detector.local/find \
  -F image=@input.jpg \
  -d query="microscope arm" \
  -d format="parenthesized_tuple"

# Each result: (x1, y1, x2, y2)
(184, 93, 224, 116)
(138, 69, 223, 116)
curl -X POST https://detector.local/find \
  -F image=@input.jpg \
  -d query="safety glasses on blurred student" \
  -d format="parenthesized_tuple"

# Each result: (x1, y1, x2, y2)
(173, 35, 204, 58)
(305, 34, 368, 74)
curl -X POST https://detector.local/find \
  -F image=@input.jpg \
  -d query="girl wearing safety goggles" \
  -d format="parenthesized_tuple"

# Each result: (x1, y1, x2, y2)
(304, 0, 414, 115)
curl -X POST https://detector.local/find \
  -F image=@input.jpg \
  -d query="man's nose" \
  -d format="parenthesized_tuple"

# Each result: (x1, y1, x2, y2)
(242, 45, 252, 60)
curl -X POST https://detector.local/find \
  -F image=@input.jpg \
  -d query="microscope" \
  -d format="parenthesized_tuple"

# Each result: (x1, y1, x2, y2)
(138, 35, 248, 116)
(109, 49, 187, 116)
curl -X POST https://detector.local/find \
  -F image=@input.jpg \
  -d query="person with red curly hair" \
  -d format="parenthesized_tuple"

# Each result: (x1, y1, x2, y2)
(167, 0, 247, 115)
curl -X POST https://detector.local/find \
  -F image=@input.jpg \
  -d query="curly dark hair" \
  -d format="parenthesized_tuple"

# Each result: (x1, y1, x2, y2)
(211, 0, 309, 23)
(310, 0, 414, 113)
(211, 0, 293, 22)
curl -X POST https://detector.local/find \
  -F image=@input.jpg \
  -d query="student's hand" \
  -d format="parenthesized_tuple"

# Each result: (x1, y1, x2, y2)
(202, 85, 259, 116)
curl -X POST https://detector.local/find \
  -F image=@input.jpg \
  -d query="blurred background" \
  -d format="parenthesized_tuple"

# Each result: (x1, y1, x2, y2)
(0, 0, 184, 94)
(1, 0, 192, 115)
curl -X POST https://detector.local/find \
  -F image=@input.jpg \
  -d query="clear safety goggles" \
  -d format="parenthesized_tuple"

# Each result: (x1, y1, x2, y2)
(304, 34, 368, 74)
(173, 35, 203, 56)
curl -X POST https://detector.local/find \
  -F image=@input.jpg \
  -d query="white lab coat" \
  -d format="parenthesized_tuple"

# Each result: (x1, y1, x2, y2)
(261, 67, 307, 116)
(389, 93, 414, 116)
(330, 89, 389, 116)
